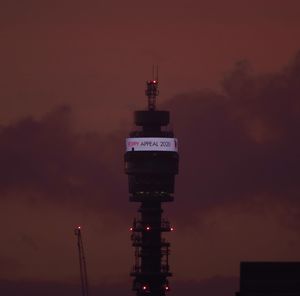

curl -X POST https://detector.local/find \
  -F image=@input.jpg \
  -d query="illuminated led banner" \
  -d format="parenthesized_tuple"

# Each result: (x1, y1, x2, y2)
(126, 137, 178, 152)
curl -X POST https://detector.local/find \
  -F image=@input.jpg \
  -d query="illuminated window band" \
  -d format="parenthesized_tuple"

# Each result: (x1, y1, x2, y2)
(126, 137, 178, 152)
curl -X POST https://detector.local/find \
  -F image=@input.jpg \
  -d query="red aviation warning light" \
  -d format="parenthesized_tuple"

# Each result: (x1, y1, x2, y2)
(74, 225, 81, 235)
(145, 80, 159, 111)
(145, 65, 159, 111)
(142, 286, 147, 291)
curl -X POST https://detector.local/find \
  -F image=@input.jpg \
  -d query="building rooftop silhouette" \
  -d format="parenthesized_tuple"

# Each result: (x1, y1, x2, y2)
(236, 262, 300, 296)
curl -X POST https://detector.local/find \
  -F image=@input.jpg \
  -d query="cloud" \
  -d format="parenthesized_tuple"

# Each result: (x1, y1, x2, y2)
(164, 51, 300, 218)
(1, 52, 300, 221)
(0, 105, 127, 212)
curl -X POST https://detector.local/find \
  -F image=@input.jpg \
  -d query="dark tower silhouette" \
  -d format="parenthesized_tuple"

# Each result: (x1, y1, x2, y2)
(124, 75, 179, 296)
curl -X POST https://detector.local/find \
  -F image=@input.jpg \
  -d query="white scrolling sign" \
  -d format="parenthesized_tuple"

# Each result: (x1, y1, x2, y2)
(126, 137, 178, 152)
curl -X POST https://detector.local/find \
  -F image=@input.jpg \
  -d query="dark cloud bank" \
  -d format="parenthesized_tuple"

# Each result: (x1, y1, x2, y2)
(1, 52, 300, 295)
(167, 52, 300, 218)
(1, 52, 299, 214)
(0, 105, 127, 210)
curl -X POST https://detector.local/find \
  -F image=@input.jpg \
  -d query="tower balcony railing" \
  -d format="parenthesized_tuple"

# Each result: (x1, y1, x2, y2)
(134, 248, 170, 258)
(161, 248, 170, 256)
(130, 219, 172, 232)
(130, 191, 174, 202)
(131, 235, 170, 247)
(131, 264, 170, 274)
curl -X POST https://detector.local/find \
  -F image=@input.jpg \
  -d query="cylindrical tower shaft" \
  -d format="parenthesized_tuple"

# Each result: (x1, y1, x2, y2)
(125, 79, 179, 296)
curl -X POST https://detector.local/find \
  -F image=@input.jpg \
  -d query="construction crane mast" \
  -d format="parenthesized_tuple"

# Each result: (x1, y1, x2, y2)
(74, 226, 89, 296)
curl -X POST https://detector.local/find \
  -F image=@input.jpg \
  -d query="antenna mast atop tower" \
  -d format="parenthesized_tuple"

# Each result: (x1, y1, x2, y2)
(145, 65, 159, 111)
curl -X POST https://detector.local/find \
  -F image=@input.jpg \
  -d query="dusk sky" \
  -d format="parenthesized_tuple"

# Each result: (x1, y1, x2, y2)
(1, 1, 300, 295)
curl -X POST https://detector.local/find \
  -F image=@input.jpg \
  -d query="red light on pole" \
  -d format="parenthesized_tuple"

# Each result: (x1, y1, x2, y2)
(146, 226, 150, 231)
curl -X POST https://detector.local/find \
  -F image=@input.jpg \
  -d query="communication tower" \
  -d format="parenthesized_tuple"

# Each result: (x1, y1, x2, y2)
(124, 74, 179, 296)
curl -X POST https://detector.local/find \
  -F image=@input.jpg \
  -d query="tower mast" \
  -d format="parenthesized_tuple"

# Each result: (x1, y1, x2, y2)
(125, 76, 179, 296)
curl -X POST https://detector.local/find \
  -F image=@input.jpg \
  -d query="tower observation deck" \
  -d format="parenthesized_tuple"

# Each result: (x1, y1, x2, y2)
(124, 78, 179, 296)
